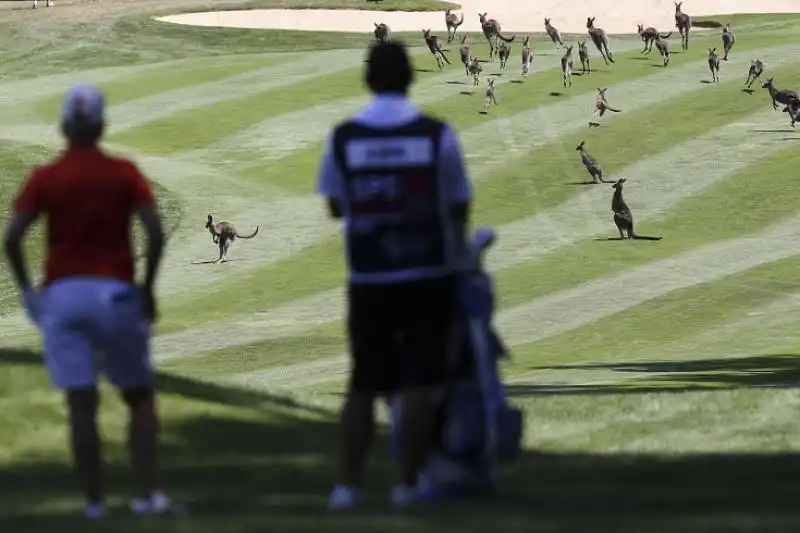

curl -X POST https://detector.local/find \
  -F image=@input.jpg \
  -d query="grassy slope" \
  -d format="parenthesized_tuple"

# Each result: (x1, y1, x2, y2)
(2, 2, 800, 532)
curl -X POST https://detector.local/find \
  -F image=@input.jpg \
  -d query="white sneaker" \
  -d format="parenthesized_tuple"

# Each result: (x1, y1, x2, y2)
(83, 502, 107, 519)
(130, 491, 185, 516)
(328, 485, 358, 509)
(390, 484, 419, 507)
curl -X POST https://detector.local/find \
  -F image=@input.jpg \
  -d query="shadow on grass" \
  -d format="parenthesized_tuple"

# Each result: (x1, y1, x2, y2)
(517, 354, 800, 396)
(4, 348, 800, 531)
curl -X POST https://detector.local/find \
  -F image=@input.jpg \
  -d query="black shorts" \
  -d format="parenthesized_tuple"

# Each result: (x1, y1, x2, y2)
(347, 276, 460, 394)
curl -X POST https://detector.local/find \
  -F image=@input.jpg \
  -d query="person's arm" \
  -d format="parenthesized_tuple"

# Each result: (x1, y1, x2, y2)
(438, 124, 472, 244)
(129, 164, 164, 291)
(3, 170, 44, 291)
(316, 132, 344, 219)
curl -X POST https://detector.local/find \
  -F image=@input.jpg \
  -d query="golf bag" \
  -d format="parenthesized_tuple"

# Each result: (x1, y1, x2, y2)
(387, 227, 524, 499)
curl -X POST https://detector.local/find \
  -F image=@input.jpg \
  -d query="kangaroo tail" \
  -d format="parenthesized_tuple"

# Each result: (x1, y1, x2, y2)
(659, 32, 672, 38)
(440, 50, 451, 63)
(498, 32, 515, 42)
(455, 12, 464, 26)
(608, 106, 622, 112)
(632, 235, 663, 240)
(236, 226, 259, 239)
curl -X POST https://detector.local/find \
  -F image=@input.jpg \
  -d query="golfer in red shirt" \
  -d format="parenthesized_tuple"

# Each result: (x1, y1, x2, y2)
(2, 84, 180, 518)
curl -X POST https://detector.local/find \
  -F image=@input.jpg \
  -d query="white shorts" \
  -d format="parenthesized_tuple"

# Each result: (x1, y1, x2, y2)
(38, 277, 153, 390)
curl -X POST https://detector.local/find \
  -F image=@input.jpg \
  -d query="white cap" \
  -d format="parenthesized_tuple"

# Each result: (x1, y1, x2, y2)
(61, 83, 105, 125)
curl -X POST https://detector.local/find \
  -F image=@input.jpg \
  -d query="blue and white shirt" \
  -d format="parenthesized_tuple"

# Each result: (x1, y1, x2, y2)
(316, 94, 472, 285)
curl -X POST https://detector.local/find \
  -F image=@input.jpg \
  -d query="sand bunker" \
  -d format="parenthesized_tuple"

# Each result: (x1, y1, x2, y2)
(156, 0, 800, 35)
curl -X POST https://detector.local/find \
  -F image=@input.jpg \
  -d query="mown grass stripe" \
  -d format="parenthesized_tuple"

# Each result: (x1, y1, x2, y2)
(224, 217, 800, 390)
(124, 54, 800, 332)
(178, 38, 646, 168)
(31, 54, 287, 123)
(491, 139, 800, 308)
(217, 32, 772, 196)
(486, 108, 800, 272)
(149, 97, 800, 335)
(91, 48, 369, 137)
(496, 221, 800, 350)
(469, 50, 800, 227)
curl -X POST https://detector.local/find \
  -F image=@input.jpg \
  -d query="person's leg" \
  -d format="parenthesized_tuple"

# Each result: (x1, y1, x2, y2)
(330, 283, 392, 508)
(41, 307, 104, 515)
(100, 283, 178, 515)
(121, 386, 159, 499)
(395, 278, 459, 504)
(65, 386, 103, 508)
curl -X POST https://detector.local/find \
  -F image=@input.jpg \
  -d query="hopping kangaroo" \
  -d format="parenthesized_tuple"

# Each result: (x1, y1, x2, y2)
(373, 22, 391, 44)
(637, 24, 672, 54)
(578, 40, 591, 74)
(459, 35, 473, 77)
(422, 29, 451, 70)
(521, 36, 533, 77)
(483, 78, 497, 108)
(544, 17, 564, 48)
(745, 59, 764, 87)
(610, 180, 662, 240)
(674, 1, 691, 51)
(498, 42, 510, 71)
(655, 34, 671, 66)
(587, 17, 615, 64)
(445, 9, 464, 43)
(707, 48, 720, 82)
(479, 12, 515, 60)
(761, 77, 800, 111)
(468, 57, 483, 85)
(576, 141, 606, 183)
(205, 214, 259, 263)
(721, 24, 735, 61)
(561, 45, 574, 88)
(590, 87, 622, 126)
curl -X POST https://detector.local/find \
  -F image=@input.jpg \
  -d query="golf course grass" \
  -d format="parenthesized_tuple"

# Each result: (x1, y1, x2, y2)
(2, 0, 800, 531)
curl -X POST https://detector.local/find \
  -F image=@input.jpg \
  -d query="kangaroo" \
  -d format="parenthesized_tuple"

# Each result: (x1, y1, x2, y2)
(479, 12, 515, 60)
(373, 22, 391, 44)
(745, 59, 764, 88)
(459, 35, 473, 77)
(590, 87, 622, 126)
(498, 42, 510, 71)
(576, 140, 606, 183)
(445, 9, 465, 43)
(561, 44, 574, 88)
(578, 40, 591, 74)
(205, 214, 259, 263)
(655, 34, 671, 66)
(762, 77, 800, 110)
(483, 78, 497, 108)
(521, 36, 533, 77)
(544, 17, 564, 47)
(422, 29, 450, 70)
(707, 48, 720, 82)
(637, 24, 672, 54)
(782, 100, 800, 127)
(721, 24, 735, 61)
(468, 57, 483, 86)
(610, 179, 662, 240)
(674, 1, 691, 51)
(587, 17, 615, 64)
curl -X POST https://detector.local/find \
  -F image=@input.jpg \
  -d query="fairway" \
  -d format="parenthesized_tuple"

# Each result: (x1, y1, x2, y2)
(3, 0, 800, 531)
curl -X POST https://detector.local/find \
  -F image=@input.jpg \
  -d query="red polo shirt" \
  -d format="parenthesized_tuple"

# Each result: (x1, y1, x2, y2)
(12, 145, 156, 285)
